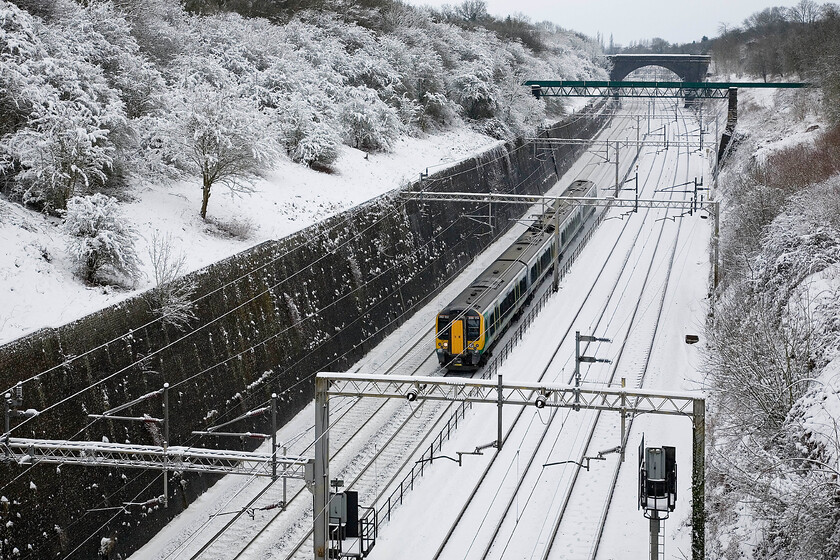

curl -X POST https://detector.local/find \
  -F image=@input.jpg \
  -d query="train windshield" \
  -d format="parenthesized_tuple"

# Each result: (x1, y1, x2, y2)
(437, 314, 452, 338)
(466, 316, 480, 340)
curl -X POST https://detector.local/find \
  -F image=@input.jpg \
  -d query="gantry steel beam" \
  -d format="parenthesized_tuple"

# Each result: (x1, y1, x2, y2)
(524, 80, 808, 98)
(524, 138, 700, 149)
(403, 191, 716, 213)
(314, 373, 706, 560)
(321, 373, 697, 416)
(1, 437, 312, 479)
(403, 191, 720, 287)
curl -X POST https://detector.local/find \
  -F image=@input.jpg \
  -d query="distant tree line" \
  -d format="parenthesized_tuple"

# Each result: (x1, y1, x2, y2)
(610, 1, 840, 122)
(712, 0, 840, 86)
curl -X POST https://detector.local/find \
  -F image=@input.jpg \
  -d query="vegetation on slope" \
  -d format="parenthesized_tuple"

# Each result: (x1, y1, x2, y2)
(707, 89, 840, 558)
(0, 0, 607, 220)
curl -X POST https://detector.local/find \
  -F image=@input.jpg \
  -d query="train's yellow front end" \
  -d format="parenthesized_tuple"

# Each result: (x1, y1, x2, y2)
(436, 310, 485, 372)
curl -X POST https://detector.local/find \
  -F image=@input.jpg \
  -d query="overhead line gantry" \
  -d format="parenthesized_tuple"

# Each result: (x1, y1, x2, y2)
(524, 80, 809, 99)
(313, 373, 706, 560)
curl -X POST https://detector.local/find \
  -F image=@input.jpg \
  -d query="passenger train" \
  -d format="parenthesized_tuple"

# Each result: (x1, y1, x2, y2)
(435, 180, 598, 372)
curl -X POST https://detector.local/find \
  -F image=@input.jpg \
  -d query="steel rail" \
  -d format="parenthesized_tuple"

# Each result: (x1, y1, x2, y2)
(429, 107, 665, 559)
(541, 103, 692, 560)
(187, 331, 440, 560)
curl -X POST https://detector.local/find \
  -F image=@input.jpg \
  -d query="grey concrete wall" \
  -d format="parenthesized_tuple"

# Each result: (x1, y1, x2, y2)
(0, 99, 611, 559)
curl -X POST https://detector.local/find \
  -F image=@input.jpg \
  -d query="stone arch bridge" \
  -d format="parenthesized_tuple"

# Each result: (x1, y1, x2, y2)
(609, 54, 711, 83)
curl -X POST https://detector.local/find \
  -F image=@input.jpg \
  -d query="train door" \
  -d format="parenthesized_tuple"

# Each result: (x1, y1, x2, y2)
(451, 319, 465, 355)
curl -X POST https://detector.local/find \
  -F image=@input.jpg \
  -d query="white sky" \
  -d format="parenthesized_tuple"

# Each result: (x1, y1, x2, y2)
(403, 0, 806, 46)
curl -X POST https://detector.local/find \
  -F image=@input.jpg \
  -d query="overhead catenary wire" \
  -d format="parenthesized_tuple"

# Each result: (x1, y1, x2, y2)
(4, 194, 428, 434)
(0, 207, 480, 499)
(10, 124, 562, 438)
(9, 121, 600, 556)
(4, 101, 622, 557)
(1, 99, 600, 410)
(427, 98, 677, 559)
(0, 146, 542, 512)
(180, 103, 628, 556)
(0, 194, 411, 397)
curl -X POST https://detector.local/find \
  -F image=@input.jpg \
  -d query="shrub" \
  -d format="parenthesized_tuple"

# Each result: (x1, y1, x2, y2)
(62, 193, 141, 285)
(144, 231, 197, 330)
(280, 96, 340, 169)
(340, 87, 401, 151)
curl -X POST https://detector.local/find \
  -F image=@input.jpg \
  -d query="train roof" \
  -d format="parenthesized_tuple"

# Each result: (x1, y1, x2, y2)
(439, 179, 596, 315)
(566, 179, 595, 195)
(442, 258, 527, 314)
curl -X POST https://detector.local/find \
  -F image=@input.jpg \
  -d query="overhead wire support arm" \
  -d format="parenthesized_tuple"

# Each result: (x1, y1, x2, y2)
(543, 456, 606, 471)
(87, 414, 163, 424)
(97, 388, 165, 417)
(400, 191, 718, 214)
(544, 445, 621, 471)
(416, 441, 494, 467)
(191, 431, 272, 440)
(206, 405, 272, 432)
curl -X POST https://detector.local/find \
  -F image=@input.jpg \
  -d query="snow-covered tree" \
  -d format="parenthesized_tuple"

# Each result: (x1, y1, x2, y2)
(279, 95, 340, 169)
(3, 100, 117, 213)
(154, 83, 280, 219)
(0, 1, 129, 210)
(62, 193, 141, 285)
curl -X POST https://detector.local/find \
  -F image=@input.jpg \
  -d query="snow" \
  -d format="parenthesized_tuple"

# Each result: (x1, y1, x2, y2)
(738, 87, 823, 164)
(0, 127, 501, 346)
(130, 98, 714, 559)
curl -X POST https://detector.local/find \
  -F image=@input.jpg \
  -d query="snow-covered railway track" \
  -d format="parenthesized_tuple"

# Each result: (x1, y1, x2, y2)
(265, 112, 647, 560)
(179, 326, 440, 560)
(518, 103, 696, 560)
(280, 397, 456, 560)
(542, 115, 692, 560)
(416, 100, 700, 560)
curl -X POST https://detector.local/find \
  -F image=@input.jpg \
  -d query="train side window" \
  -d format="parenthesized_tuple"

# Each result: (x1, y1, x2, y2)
(541, 249, 551, 270)
(500, 290, 515, 318)
(530, 264, 538, 283)
(518, 278, 526, 298)
(489, 311, 496, 336)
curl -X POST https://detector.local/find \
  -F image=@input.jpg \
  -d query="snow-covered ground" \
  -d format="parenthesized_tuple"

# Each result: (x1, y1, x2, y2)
(0, 127, 502, 346)
(130, 97, 717, 559)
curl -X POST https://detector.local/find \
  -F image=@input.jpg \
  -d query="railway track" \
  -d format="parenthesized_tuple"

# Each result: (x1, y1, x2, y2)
(231, 109, 642, 560)
(367, 98, 705, 560)
(160, 321, 440, 560)
(142, 102, 647, 560)
(541, 102, 696, 560)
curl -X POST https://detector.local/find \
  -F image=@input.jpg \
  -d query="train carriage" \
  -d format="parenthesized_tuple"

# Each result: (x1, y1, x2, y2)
(436, 180, 598, 371)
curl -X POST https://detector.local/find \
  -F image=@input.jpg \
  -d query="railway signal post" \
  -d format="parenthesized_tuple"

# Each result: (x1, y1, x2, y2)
(638, 436, 678, 560)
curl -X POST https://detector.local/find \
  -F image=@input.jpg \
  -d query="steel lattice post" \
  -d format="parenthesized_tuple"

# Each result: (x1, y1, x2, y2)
(692, 398, 706, 560)
(314, 376, 330, 559)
